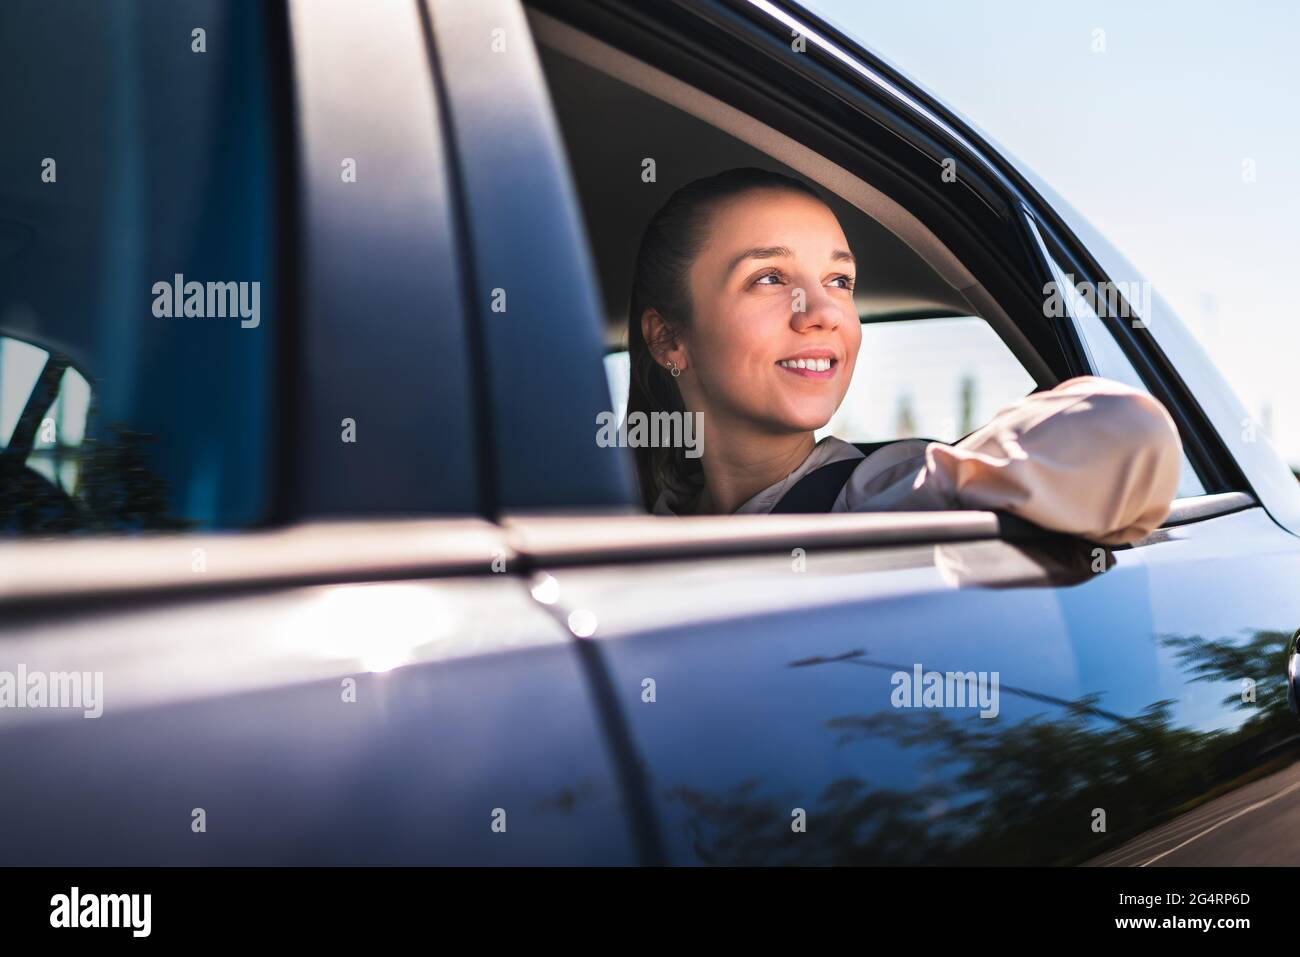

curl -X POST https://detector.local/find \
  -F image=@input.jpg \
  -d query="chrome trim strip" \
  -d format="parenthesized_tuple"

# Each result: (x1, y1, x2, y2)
(506, 510, 1004, 565)
(0, 520, 509, 605)
(509, 493, 1258, 567)
(0, 496, 1253, 607)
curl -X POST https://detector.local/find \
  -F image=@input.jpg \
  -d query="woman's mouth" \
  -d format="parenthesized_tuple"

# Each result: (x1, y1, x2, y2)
(775, 355, 838, 379)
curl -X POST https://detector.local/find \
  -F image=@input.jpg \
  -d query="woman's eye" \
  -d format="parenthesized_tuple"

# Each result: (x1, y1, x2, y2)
(828, 275, 855, 290)
(753, 272, 784, 286)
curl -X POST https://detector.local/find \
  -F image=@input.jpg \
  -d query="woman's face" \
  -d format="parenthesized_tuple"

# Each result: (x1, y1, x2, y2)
(671, 188, 861, 435)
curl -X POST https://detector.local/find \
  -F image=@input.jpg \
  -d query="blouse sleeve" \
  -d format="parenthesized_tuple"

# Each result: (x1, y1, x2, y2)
(847, 376, 1183, 545)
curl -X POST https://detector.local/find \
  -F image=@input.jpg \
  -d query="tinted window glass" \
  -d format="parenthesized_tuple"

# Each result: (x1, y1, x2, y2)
(0, 0, 276, 534)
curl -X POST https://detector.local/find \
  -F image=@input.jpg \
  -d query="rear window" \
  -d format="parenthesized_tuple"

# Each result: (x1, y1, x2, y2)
(0, 0, 276, 535)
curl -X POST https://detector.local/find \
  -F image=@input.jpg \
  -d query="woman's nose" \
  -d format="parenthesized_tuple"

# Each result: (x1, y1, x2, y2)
(790, 285, 842, 331)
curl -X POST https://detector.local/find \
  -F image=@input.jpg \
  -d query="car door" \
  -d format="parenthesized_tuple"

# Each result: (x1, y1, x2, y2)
(0, 0, 641, 866)
(481, 0, 1300, 864)
(509, 500, 1300, 865)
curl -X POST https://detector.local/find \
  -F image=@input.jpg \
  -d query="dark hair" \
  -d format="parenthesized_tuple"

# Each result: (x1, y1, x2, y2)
(627, 166, 823, 509)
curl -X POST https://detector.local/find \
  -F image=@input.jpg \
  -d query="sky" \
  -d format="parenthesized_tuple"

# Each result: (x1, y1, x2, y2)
(806, 0, 1300, 465)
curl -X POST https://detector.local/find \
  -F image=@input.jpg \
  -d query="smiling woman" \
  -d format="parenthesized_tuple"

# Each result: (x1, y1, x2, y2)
(627, 168, 1183, 544)
(628, 168, 861, 511)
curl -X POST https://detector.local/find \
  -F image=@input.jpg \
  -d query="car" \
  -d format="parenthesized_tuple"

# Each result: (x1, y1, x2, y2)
(2, 0, 1299, 866)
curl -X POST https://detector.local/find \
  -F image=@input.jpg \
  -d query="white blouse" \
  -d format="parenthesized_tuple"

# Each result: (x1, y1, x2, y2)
(652, 376, 1184, 545)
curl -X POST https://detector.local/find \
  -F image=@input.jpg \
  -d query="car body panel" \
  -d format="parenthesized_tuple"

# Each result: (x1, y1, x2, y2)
(539, 506, 1300, 864)
(0, 575, 639, 865)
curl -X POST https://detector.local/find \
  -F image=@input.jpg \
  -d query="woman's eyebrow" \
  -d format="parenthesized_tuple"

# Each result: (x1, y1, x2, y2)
(726, 246, 856, 273)
(726, 245, 792, 273)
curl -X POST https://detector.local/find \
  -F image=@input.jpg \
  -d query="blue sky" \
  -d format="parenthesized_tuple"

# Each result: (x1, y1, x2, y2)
(807, 0, 1300, 465)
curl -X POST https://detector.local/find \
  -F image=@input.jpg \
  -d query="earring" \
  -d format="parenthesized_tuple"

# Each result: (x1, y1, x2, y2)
(668, 360, 682, 378)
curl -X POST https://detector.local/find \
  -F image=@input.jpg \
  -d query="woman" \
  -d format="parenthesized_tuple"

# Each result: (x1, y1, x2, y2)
(627, 167, 1181, 545)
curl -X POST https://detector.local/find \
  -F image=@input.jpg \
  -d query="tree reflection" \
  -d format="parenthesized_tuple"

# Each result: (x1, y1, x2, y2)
(663, 629, 1298, 864)
(0, 424, 192, 534)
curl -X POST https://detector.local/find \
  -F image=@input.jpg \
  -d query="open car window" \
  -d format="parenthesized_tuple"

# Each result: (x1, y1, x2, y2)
(524, 5, 1226, 534)
(534, 9, 1060, 513)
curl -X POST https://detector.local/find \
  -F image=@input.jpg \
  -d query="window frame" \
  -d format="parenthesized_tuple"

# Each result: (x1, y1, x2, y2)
(423, 0, 638, 516)
(282, 0, 484, 519)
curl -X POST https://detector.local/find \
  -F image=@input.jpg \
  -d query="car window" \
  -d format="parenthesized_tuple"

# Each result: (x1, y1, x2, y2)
(0, 0, 276, 535)
(533, 8, 1188, 522)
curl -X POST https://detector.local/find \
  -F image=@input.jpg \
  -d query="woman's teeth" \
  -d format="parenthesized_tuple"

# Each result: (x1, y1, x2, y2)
(778, 358, 833, 371)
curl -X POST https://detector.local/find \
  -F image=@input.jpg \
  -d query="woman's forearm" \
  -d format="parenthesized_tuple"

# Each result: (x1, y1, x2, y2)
(852, 377, 1183, 545)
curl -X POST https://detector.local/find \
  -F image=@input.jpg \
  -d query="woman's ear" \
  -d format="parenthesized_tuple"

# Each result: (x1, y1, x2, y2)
(641, 309, 688, 372)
